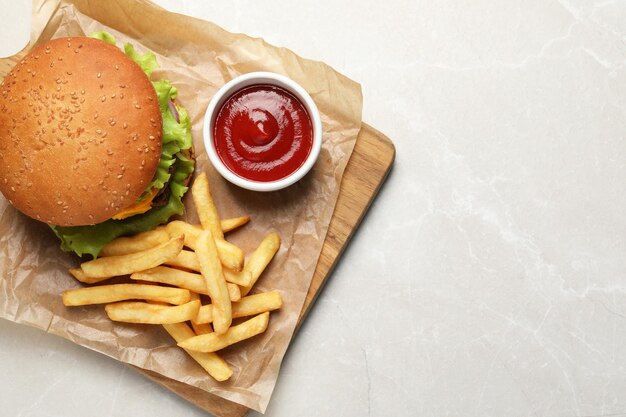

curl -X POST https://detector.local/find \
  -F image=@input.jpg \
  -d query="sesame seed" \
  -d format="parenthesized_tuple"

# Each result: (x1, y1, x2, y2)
(97, 72, 101, 78)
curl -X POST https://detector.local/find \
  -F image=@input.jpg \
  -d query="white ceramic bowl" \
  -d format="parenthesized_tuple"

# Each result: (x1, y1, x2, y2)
(203, 72, 322, 192)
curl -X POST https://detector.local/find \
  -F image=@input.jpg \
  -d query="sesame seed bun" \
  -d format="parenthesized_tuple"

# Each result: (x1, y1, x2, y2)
(0, 37, 162, 226)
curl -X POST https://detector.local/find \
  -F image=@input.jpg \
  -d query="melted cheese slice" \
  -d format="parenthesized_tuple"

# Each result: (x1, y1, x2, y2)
(112, 188, 159, 220)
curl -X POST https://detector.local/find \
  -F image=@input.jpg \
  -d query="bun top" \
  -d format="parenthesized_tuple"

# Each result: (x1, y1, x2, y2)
(0, 37, 162, 226)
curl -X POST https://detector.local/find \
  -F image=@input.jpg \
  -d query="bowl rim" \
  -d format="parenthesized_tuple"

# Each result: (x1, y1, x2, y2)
(203, 71, 322, 192)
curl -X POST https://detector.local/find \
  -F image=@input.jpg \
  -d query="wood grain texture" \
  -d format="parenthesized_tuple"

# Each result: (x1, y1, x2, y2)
(299, 124, 396, 323)
(0, 49, 396, 417)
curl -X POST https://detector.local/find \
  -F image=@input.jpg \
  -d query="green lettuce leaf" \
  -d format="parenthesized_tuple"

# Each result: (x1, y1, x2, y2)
(88, 31, 117, 45)
(123, 43, 158, 78)
(51, 156, 194, 259)
(137, 80, 192, 200)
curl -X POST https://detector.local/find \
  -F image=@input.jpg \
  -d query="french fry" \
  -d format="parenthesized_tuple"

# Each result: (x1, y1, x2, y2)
(179, 312, 269, 353)
(191, 172, 224, 240)
(191, 321, 213, 335)
(68, 268, 111, 284)
(227, 283, 241, 302)
(223, 269, 252, 287)
(188, 292, 214, 335)
(215, 239, 245, 272)
(105, 300, 200, 324)
(164, 250, 252, 287)
(167, 217, 250, 243)
(100, 227, 170, 257)
(166, 221, 201, 248)
(241, 232, 281, 296)
(167, 221, 244, 272)
(162, 322, 231, 381)
(131, 266, 207, 295)
(196, 230, 232, 334)
(194, 291, 283, 324)
(221, 216, 250, 233)
(62, 284, 191, 306)
(191, 173, 244, 271)
(81, 236, 183, 278)
(165, 249, 200, 271)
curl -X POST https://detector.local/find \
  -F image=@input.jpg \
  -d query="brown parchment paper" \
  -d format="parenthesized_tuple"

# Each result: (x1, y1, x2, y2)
(0, 0, 362, 414)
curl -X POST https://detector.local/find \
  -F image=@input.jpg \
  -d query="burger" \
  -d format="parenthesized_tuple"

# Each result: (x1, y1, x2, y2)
(0, 32, 194, 258)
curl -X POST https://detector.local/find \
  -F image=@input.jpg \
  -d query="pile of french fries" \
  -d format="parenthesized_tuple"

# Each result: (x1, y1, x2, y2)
(63, 172, 282, 381)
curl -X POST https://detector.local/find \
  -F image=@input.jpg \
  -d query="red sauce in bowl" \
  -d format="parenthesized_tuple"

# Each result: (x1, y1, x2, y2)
(213, 84, 314, 182)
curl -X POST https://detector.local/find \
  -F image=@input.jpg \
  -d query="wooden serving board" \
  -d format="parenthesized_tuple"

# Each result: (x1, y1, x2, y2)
(0, 49, 395, 416)
(134, 124, 395, 416)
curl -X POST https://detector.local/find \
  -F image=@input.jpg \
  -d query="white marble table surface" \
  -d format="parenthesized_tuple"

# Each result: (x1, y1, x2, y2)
(2, 0, 626, 416)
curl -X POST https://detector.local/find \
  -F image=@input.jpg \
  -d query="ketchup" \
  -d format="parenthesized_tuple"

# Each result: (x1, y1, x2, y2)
(213, 84, 313, 182)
